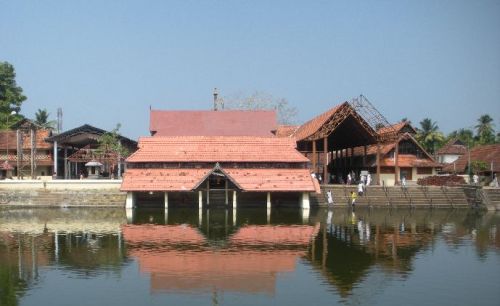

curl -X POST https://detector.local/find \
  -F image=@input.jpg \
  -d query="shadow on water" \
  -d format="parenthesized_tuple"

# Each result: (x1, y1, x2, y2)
(0, 206, 499, 305)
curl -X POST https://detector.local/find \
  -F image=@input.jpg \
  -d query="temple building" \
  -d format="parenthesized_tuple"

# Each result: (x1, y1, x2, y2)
(121, 135, 317, 209)
(276, 102, 440, 186)
(436, 138, 467, 165)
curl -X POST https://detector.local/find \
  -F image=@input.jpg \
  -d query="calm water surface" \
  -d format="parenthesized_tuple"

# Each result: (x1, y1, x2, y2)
(0, 207, 499, 306)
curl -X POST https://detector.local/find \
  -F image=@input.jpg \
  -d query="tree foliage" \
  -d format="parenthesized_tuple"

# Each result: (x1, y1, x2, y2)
(447, 128, 475, 146)
(415, 118, 445, 154)
(222, 91, 298, 125)
(0, 61, 26, 129)
(475, 114, 495, 145)
(96, 124, 129, 158)
(34, 108, 56, 129)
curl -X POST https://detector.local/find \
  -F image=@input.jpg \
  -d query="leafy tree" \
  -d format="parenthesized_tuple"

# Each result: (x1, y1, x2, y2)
(96, 123, 129, 163)
(416, 118, 445, 154)
(447, 128, 475, 147)
(223, 91, 298, 124)
(34, 108, 56, 129)
(475, 114, 495, 145)
(470, 160, 488, 174)
(0, 61, 26, 129)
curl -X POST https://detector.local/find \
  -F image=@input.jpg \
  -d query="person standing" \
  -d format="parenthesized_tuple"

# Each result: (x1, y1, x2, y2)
(347, 173, 352, 185)
(401, 176, 407, 188)
(366, 173, 372, 186)
(357, 181, 364, 196)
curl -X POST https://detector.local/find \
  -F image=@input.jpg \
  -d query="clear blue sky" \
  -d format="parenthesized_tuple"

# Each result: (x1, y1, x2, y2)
(1, 0, 499, 140)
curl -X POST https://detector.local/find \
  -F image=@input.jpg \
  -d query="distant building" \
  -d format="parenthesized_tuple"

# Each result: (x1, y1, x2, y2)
(442, 144, 499, 176)
(436, 138, 467, 164)
(0, 120, 53, 179)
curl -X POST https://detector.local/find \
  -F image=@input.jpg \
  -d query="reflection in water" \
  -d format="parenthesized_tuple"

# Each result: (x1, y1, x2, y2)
(0, 207, 499, 306)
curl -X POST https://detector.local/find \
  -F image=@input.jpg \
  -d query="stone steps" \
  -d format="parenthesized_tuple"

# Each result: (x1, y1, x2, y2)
(312, 185, 470, 207)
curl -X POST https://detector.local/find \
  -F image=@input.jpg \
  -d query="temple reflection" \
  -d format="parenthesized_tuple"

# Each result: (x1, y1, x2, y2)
(0, 207, 499, 305)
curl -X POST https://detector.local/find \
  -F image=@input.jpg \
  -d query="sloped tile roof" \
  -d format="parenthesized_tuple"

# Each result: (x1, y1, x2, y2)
(275, 125, 300, 137)
(379, 155, 440, 167)
(224, 168, 316, 192)
(442, 144, 500, 173)
(437, 139, 467, 155)
(121, 168, 209, 191)
(292, 103, 344, 141)
(121, 168, 316, 192)
(126, 136, 309, 163)
(150, 110, 278, 137)
(377, 121, 416, 136)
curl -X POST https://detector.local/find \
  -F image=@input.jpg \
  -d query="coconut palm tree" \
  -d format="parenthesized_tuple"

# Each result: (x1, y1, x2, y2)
(416, 118, 444, 154)
(475, 114, 495, 144)
(34, 108, 56, 129)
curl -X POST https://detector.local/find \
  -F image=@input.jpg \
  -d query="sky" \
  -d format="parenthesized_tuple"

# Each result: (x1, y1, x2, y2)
(1, 0, 499, 140)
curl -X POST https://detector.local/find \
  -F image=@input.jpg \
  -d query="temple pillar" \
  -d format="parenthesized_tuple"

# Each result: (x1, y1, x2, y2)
(266, 192, 271, 223)
(232, 191, 237, 225)
(125, 192, 135, 209)
(301, 192, 310, 209)
(198, 191, 203, 209)
(53, 140, 58, 176)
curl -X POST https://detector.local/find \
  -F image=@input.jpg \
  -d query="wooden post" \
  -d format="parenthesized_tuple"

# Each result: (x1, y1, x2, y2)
(312, 140, 317, 174)
(30, 129, 36, 179)
(363, 145, 367, 168)
(323, 137, 328, 183)
(376, 142, 381, 185)
(394, 141, 399, 185)
(64, 147, 68, 179)
(53, 140, 58, 177)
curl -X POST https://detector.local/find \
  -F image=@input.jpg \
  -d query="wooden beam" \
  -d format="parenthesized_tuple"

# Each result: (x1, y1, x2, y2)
(323, 137, 328, 183)
(376, 142, 381, 185)
(312, 140, 317, 174)
(394, 141, 399, 185)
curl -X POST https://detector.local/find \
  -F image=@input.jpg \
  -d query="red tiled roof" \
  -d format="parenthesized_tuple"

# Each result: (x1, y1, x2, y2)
(230, 224, 320, 245)
(377, 121, 416, 136)
(292, 103, 344, 141)
(121, 168, 316, 192)
(442, 144, 500, 173)
(150, 110, 278, 137)
(122, 224, 205, 244)
(275, 125, 299, 137)
(121, 168, 209, 191)
(379, 154, 440, 168)
(437, 139, 467, 155)
(224, 168, 316, 192)
(126, 136, 309, 163)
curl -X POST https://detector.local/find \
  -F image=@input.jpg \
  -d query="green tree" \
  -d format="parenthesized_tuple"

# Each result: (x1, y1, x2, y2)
(447, 128, 475, 147)
(223, 91, 298, 124)
(34, 108, 56, 129)
(0, 61, 26, 129)
(416, 118, 445, 154)
(475, 114, 495, 144)
(96, 123, 129, 161)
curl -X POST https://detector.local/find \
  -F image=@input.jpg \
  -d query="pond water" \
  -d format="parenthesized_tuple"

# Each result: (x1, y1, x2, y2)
(0, 207, 499, 306)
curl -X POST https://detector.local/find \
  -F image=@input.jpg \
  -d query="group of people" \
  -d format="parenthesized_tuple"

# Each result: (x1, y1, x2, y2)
(325, 172, 372, 207)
